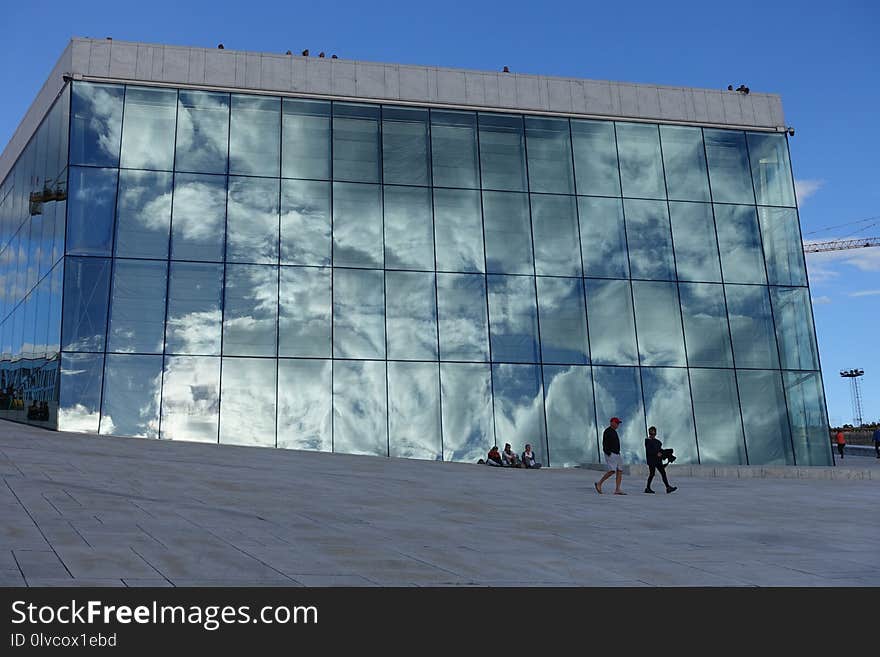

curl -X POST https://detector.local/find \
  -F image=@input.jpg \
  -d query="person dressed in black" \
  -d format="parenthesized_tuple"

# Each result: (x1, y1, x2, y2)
(644, 426, 677, 494)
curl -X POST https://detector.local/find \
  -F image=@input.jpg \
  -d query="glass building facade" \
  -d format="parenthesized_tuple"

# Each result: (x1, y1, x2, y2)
(0, 78, 833, 466)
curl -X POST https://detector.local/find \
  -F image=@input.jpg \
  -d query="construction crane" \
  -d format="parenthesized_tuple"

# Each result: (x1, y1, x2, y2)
(803, 237, 880, 253)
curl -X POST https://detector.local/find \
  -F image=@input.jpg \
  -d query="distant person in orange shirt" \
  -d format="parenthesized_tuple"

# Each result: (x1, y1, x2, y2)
(835, 431, 846, 459)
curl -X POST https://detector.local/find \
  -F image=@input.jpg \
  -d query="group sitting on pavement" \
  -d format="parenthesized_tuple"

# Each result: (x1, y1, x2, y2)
(479, 443, 541, 469)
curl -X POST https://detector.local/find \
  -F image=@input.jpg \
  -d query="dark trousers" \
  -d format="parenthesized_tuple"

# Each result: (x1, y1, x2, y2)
(837, 443, 845, 458)
(647, 463, 670, 490)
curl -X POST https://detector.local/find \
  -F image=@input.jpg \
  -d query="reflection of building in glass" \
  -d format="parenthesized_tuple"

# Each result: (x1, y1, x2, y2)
(0, 39, 832, 466)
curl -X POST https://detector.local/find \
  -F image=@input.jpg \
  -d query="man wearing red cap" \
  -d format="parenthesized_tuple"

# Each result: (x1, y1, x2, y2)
(595, 417, 625, 495)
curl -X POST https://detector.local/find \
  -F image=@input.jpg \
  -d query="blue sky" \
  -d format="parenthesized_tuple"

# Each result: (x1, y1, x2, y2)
(2, 0, 877, 426)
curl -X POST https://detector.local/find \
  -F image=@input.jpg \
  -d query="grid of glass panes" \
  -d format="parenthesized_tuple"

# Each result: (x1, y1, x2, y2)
(55, 80, 832, 466)
(0, 85, 69, 419)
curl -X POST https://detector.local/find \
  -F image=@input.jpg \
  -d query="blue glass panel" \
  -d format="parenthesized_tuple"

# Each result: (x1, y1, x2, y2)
(170, 173, 227, 262)
(689, 368, 747, 464)
(632, 281, 686, 366)
(483, 191, 533, 275)
(99, 354, 162, 438)
(641, 367, 698, 464)
(333, 268, 385, 359)
(584, 278, 638, 365)
(660, 125, 710, 202)
(433, 189, 484, 273)
(160, 355, 220, 442)
(624, 199, 675, 281)
(333, 360, 387, 456)
(769, 286, 820, 370)
(175, 91, 229, 174)
(704, 129, 755, 205)
(332, 182, 383, 268)
(725, 284, 779, 369)
(431, 110, 479, 189)
(737, 369, 794, 465)
(384, 185, 434, 270)
(226, 176, 279, 264)
(277, 359, 331, 451)
(165, 262, 223, 355)
(543, 365, 598, 466)
(61, 257, 111, 352)
(114, 170, 172, 259)
(525, 116, 574, 194)
(386, 271, 438, 360)
(222, 264, 278, 357)
(67, 167, 118, 256)
(440, 362, 494, 462)
(759, 207, 807, 286)
(47, 264, 62, 355)
(536, 276, 588, 365)
(278, 266, 331, 358)
(616, 122, 665, 200)
(436, 273, 489, 362)
(388, 361, 441, 460)
(488, 274, 539, 363)
(492, 363, 547, 464)
(747, 132, 795, 207)
(678, 282, 733, 368)
(571, 119, 620, 196)
(479, 113, 526, 191)
(669, 202, 721, 282)
(229, 94, 280, 177)
(120, 86, 178, 171)
(333, 103, 380, 183)
(281, 180, 331, 266)
(282, 99, 331, 180)
(58, 352, 104, 433)
(107, 259, 167, 354)
(531, 194, 581, 276)
(578, 197, 628, 278)
(70, 82, 124, 167)
(714, 204, 767, 284)
(784, 371, 832, 466)
(383, 106, 430, 186)
(219, 357, 276, 447)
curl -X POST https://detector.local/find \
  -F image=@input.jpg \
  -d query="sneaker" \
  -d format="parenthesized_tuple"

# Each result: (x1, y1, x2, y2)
(644, 488, 655, 494)
(666, 486, 677, 494)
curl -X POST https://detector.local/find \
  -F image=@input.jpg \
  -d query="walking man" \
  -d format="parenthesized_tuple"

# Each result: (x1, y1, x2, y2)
(873, 426, 880, 459)
(595, 417, 626, 495)
(644, 426, 677, 494)
(835, 430, 846, 459)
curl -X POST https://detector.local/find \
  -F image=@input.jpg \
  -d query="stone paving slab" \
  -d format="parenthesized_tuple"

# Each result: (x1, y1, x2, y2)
(1, 421, 878, 587)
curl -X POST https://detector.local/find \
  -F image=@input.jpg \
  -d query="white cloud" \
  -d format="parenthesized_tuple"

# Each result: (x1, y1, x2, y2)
(849, 289, 880, 297)
(812, 295, 833, 305)
(795, 179, 824, 204)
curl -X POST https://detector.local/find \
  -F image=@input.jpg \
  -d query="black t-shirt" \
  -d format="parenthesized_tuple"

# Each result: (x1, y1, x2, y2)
(602, 427, 620, 455)
(645, 436, 662, 466)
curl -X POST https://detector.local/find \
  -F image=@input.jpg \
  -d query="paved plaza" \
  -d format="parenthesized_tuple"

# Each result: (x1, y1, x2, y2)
(1, 421, 878, 587)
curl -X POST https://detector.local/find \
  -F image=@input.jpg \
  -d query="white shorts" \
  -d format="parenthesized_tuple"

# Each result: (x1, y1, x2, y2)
(604, 453, 623, 471)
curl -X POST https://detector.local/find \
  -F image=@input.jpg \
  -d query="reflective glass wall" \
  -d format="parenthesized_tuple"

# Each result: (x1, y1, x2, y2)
(51, 80, 831, 465)
(0, 85, 69, 426)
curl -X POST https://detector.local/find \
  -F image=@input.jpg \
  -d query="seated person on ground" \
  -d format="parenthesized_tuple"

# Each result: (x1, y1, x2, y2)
(521, 444, 542, 469)
(485, 446, 503, 466)
(502, 443, 521, 467)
